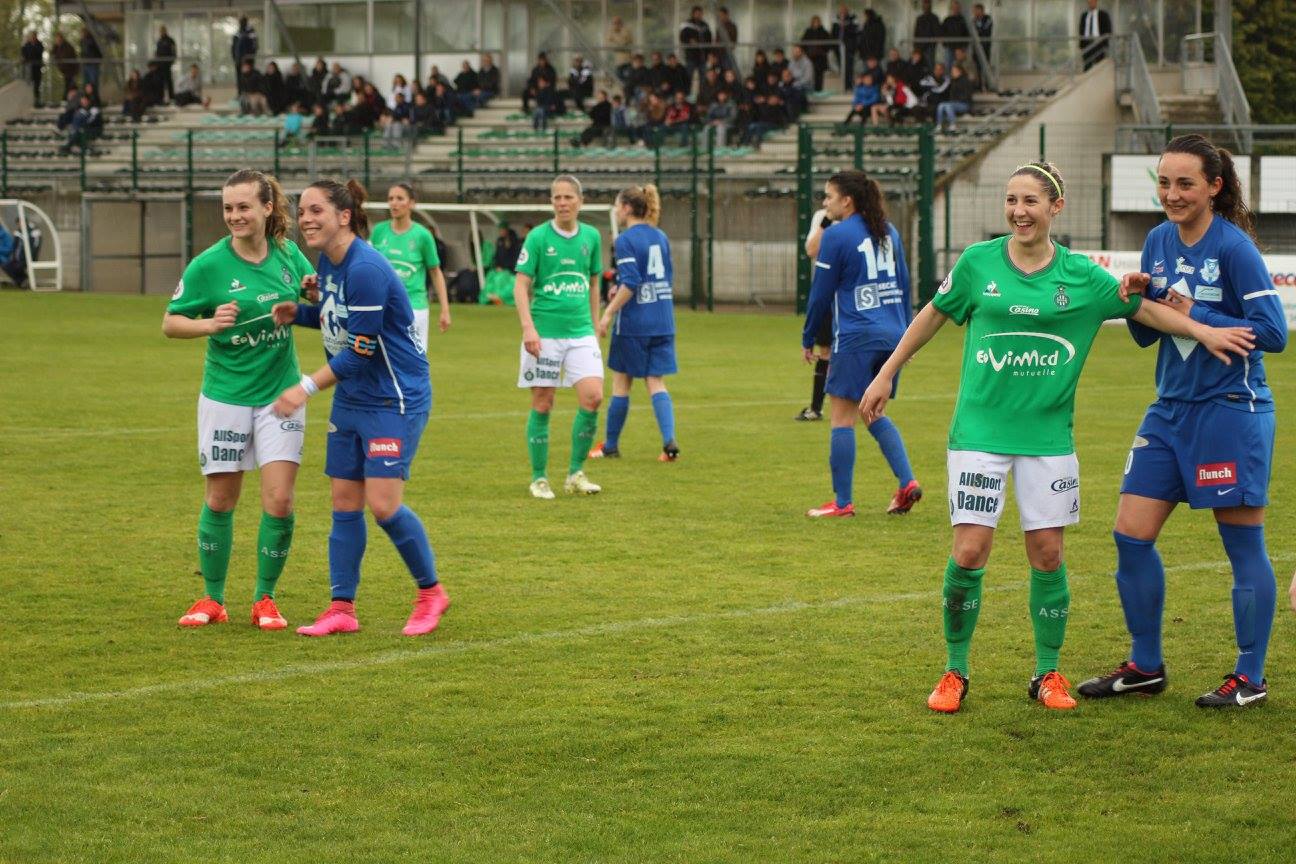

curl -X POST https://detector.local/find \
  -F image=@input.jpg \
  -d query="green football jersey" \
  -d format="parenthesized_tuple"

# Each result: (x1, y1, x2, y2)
(516, 220, 602, 338)
(166, 237, 316, 407)
(931, 237, 1141, 456)
(370, 220, 440, 311)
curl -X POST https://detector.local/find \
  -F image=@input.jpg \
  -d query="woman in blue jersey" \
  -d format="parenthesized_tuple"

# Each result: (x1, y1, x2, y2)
(801, 170, 919, 518)
(1079, 135, 1287, 708)
(589, 183, 680, 461)
(270, 178, 450, 638)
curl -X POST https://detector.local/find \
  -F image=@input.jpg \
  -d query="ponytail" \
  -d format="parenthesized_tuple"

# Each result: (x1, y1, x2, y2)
(617, 183, 661, 226)
(307, 177, 371, 239)
(224, 168, 290, 246)
(827, 170, 888, 246)
(1163, 134, 1255, 239)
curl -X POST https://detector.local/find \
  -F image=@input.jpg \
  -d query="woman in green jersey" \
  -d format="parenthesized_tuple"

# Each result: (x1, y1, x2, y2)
(163, 169, 317, 631)
(859, 161, 1255, 714)
(514, 174, 604, 499)
(370, 182, 450, 351)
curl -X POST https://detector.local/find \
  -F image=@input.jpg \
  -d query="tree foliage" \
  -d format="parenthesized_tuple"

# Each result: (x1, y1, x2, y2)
(1231, 0, 1296, 123)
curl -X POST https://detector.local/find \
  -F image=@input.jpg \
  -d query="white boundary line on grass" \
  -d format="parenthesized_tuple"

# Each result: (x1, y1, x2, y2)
(6, 552, 1288, 712)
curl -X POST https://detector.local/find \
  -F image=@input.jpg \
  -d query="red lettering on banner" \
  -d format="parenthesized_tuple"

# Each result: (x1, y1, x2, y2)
(1196, 462, 1236, 486)
(368, 438, 402, 457)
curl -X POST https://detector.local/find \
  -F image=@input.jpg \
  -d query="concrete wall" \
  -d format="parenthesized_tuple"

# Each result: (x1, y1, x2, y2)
(0, 81, 33, 125)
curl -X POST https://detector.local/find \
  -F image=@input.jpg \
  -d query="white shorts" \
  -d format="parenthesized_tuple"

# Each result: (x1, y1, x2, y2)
(947, 449, 1080, 531)
(197, 394, 305, 475)
(412, 308, 430, 352)
(517, 335, 604, 388)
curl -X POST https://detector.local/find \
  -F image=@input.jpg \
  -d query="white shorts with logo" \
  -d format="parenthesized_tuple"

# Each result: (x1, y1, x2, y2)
(947, 449, 1080, 530)
(517, 335, 604, 388)
(197, 394, 305, 475)
(412, 308, 430, 352)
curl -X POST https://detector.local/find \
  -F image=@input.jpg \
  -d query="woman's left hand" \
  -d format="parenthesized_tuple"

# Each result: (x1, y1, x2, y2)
(272, 301, 297, 326)
(1155, 290, 1194, 316)
(272, 384, 307, 418)
(439, 307, 452, 333)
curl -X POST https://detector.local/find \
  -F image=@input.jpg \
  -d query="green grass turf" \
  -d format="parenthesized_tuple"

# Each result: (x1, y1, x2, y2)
(1, 293, 1294, 863)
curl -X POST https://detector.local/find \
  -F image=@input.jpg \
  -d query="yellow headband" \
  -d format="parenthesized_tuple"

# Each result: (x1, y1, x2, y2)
(1015, 164, 1062, 199)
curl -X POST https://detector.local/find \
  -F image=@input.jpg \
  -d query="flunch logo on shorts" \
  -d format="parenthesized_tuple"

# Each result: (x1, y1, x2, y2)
(1196, 462, 1236, 486)
(975, 331, 1077, 377)
(368, 438, 403, 459)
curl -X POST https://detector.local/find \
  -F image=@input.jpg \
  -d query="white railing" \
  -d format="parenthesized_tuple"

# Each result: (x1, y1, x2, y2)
(1211, 32, 1253, 153)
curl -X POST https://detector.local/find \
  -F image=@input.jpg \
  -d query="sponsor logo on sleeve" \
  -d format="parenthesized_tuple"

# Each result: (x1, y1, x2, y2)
(1195, 462, 1236, 487)
(368, 438, 403, 459)
(937, 275, 952, 295)
(172, 279, 184, 300)
(517, 248, 530, 266)
(1200, 258, 1220, 284)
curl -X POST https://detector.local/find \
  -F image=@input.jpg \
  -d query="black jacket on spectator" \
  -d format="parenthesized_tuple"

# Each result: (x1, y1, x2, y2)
(665, 62, 690, 96)
(947, 74, 975, 104)
(624, 64, 652, 99)
(264, 69, 287, 113)
(309, 65, 327, 99)
(156, 34, 176, 64)
(832, 13, 859, 51)
(141, 66, 166, 106)
(860, 13, 886, 61)
(286, 70, 310, 107)
(479, 65, 500, 94)
(942, 13, 971, 52)
(914, 11, 941, 56)
(527, 62, 557, 91)
(238, 67, 265, 97)
(679, 19, 713, 68)
(455, 69, 479, 93)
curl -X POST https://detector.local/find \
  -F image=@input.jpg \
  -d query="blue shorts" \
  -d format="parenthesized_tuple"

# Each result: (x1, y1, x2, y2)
(326, 406, 429, 481)
(1121, 399, 1274, 509)
(608, 334, 678, 378)
(825, 349, 898, 403)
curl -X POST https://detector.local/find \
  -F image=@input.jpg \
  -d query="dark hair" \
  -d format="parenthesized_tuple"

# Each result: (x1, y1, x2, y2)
(307, 178, 370, 238)
(827, 170, 887, 245)
(1011, 160, 1066, 203)
(1162, 133, 1255, 238)
(618, 184, 661, 226)
(388, 181, 416, 201)
(224, 169, 290, 244)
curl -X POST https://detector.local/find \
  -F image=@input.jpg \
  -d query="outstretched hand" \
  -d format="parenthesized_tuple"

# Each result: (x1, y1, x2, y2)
(1196, 325, 1255, 365)
(209, 301, 239, 333)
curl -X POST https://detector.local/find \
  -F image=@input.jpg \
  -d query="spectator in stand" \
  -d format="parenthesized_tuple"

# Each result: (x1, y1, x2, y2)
(942, 1, 972, 72)
(155, 26, 177, 101)
(861, 55, 883, 89)
(643, 92, 667, 144)
(59, 93, 102, 155)
(770, 48, 789, 77)
(264, 60, 287, 114)
(715, 7, 738, 73)
(647, 51, 668, 93)
(56, 86, 79, 130)
(141, 61, 167, 109)
(972, 3, 993, 89)
(329, 101, 352, 134)
(21, 32, 43, 106)
(801, 16, 832, 92)
(697, 67, 721, 110)
(1079, 0, 1112, 71)
(750, 51, 772, 88)
(574, 88, 612, 147)
(610, 94, 633, 144)
(705, 88, 736, 146)
(624, 54, 651, 102)
(282, 101, 306, 142)
(951, 46, 978, 88)
(904, 47, 930, 90)
(664, 90, 694, 146)
(746, 90, 784, 147)
(81, 80, 100, 108)
(832, 5, 859, 91)
(885, 47, 907, 83)
(664, 53, 690, 97)
(704, 50, 725, 78)
(391, 73, 413, 105)
(761, 70, 781, 98)
(324, 62, 351, 107)
(885, 73, 919, 124)
(778, 67, 807, 119)
(845, 69, 881, 124)
(173, 64, 209, 108)
(523, 53, 556, 112)
(936, 62, 973, 131)
(788, 44, 815, 95)
(427, 65, 452, 92)
(122, 69, 146, 122)
(733, 78, 756, 142)
(410, 91, 439, 135)
(478, 54, 500, 103)
(231, 16, 257, 67)
(860, 9, 887, 68)
(918, 61, 950, 114)
(309, 103, 330, 137)
(452, 63, 480, 113)
(564, 55, 593, 112)
(679, 6, 712, 89)
(285, 62, 309, 108)
(607, 16, 634, 84)
(361, 81, 387, 118)
(391, 90, 412, 124)
(237, 58, 269, 116)
(720, 68, 740, 98)
(51, 32, 78, 95)
(532, 76, 559, 131)
(309, 58, 328, 102)
(80, 30, 102, 91)
(913, 0, 941, 65)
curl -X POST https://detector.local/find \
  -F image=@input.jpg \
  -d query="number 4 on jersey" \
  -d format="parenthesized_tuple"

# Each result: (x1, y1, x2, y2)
(857, 237, 895, 280)
(646, 244, 666, 279)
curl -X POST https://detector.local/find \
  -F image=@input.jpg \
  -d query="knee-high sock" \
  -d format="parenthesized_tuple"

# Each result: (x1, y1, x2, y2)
(829, 426, 855, 508)
(328, 510, 366, 602)
(378, 505, 437, 589)
(605, 395, 630, 450)
(569, 407, 599, 474)
(867, 416, 915, 486)
(1030, 564, 1070, 677)
(651, 391, 675, 444)
(527, 409, 550, 481)
(810, 358, 828, 413)
(1218, 522, 1276, 683)
(254, 512, 294, 601)
(1113, 531, 1165, 670)
(197, 504, 234, 604)
(943, 557, 985, 676)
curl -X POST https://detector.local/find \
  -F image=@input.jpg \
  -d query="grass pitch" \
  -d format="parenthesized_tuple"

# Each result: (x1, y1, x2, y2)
(1, 293, 1294, 863)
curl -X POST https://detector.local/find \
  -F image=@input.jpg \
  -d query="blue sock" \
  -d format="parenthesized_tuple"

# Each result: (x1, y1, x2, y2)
(651, 391, 675, 444)
(1113, 531, 1165, 670)
(378, 505, 438, 589)
(867, 416, 914, 486)
(830, 426, 855, 508)
(605, 395, 630, 450)
(1218, 523, 1276, 683)
(328, 510, 366, 602)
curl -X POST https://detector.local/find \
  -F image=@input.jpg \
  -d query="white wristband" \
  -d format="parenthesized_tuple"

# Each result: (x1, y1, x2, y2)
(300, 374, 319, 397)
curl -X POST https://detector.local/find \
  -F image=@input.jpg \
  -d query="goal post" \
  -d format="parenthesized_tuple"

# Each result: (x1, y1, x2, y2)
(0, 199, 62, 292)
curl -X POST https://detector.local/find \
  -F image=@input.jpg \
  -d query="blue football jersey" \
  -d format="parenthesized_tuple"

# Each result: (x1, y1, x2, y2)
(1129, 217, 1286, 411)
(317, 237, 431, 415)
(613, 223, 675, 337)
(802, 216, 911, 353)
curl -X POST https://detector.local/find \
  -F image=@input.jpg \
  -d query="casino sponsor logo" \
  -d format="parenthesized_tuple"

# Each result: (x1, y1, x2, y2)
(368, 438, 403, 458)
(257, 292, 280, 303)
(1009, 304, 1039, 316)
(1050, 476, 1079, 493)
(560, 257, 576, 266)
(1054, 285, 1069, 308)
(1195, 461, 1236, 487)
(1200, 257, 1220, 284)
(1194, 284, 1223, 302)
(1175, 257, 1195, 275)
(279, 419, 305, 432)
(975, 331, 1077, 377)
(983, 280, 1000, 297)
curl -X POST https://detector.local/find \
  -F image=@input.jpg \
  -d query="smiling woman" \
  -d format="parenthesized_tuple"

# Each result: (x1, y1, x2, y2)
(160, 169, 317, 632)
(857, 160, 1259, 715)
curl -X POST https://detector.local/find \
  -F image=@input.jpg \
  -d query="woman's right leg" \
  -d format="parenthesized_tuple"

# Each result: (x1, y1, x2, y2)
(528, 386, 556, 482)
(1113, 493, 1176, 672)
(198, 472, 243, 604)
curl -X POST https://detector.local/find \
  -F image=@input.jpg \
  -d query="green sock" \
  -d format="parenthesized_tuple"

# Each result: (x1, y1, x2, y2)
(569, 408, 599, 475)
(1030, 563, 1070, 676)
(197, 504, 234, 604)
(527, 409, 551, 481)
(254, 512, 294, 601)
(943, 557, 985, 677)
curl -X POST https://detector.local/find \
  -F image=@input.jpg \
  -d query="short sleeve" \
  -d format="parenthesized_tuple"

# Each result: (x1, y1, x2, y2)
(1091, 261, 1141, 319)
(286, 241, 316, 284)
(615, 233, 642, 289)
(930, 252, 974, 325)
(587, 227, 602, 277)
(516, 228, 541, 278)
(420, 228, 440, 269)
(166, 257, 212, 318)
